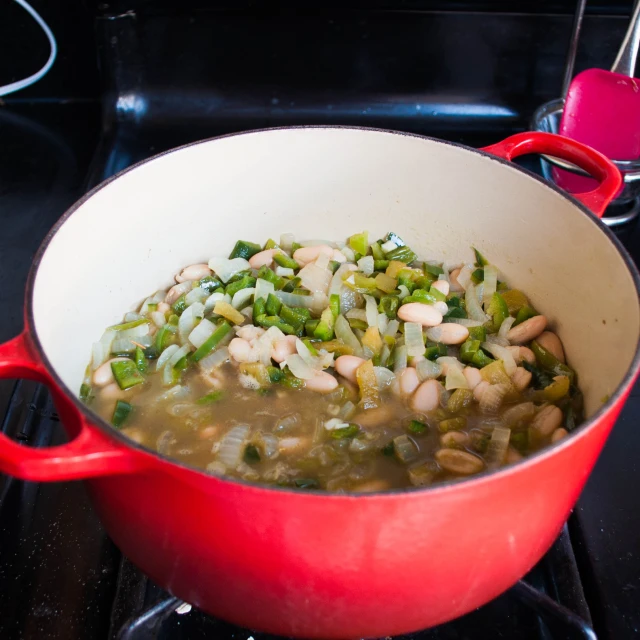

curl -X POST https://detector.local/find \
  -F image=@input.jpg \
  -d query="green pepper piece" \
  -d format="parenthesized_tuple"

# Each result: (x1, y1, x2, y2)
(439, 416, 467, 433)
(253, 297, 267, 322)
(348, 318, 368, 331)
(256, 315, 296, 335)
(313, 308, 335, 341)
(267, 366, 285, 383)
(471, 268, 484, 284)
(229, 240, 262, 260)
(460, 339, 481, 363)
(171, 295, 187, 316)
(305, 318, 320, 337)
(468, 325, 486, 342)
(111, 400, 132, 428)
(404, 289, 438, 305)
(294, 478, 319, 489)
(282, 276, 302, 293)
(244, 444, 261, 464)
(530, 340, 576, 383)
(197, 390, 224, 404)
(263, 238, 279, 250)
(330, 424, 360, 439)
(378, 295, 399, 318)
(273, 252, 299, 270)
(370, 242, 385, 260)
(385, 245, 417, 264)
(407, 419, 427, 434)
(134, 347, 148, 374)
(279, 305, 307, 331)
(522, 360, 554, 390)
(423, 263, 444, 277)
(226, 275, 257, 297)
(192, 321, 233, 362)
(424, 342, 448, 360)
(348, 231, 369, 256)
(536, 375, 571, 402)
(514, 306, 538, 326)
(473, 247, 489, 267)
(108, 318, 150, 331)
(471, 349, 494, 368)
(168, 314, 180, 327)
(329, 294, 340, 318)
(257, 266, 285, 290)
(302, 339, 318, 356)
(265, 293, 282, 316)
(447, 296, 462, 308)
(486, 292, 509, 332)
(280, 368, 305, 389)
(429, 285, 447, 302)
(510, 431, 528, 453)
(79, 383, 91, 402)
(374, 259, 389, 271)
(198, 275, 223, 293)
(443, 306, 467, 320)
(110, 360, 145, 390)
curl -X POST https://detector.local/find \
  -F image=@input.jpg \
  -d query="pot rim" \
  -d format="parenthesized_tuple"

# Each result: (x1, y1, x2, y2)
(24, 125, 640, 497)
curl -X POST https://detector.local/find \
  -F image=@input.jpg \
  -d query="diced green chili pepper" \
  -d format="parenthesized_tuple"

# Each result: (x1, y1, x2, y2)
(330, 424, 360, 439)
(256, 315, 296, 334)
(471, 268, 484, 284)
(198, 275, 223, 293)
(460, 339, 481, 363)
(229, 240, 262, 260)
(378, 295, 399, 318)
(111, 359, 145, 390)
(370, 242, 385, 260)
(348, 318, 369, 331)
(424, 342, 448, 360)
(294, 478, 319, 489)
(531, 340, 576, 383)
(111, 400, 132, 428)
(522, 360, 554, 390)
(257, 266, 285, 290)
(349, 231, 369, 256)
(291, 241, 302, 252)
(468, 325, 486, 342)
(408, 419, 427, 434)
(80, 383, 91, 401)
(108, 318, 150, 331)
(424, 263, 444, 277)
(487, 292, 509, 332)
(267, 366, 285, 383)
(253, 297, 266, 321)
(265, 293, 282, 316)
(443, 306, 467, 320)
(471, 349, 494, 368)
(514, 306, 538, 326)
(282, 276, 301, 293)
(403, 289, 438, 305)
(447, 296, 462, 308)
(429, 286, 446, 302)
(171, 295, 187, 316)
(134, 347, 148, 373)
(147, 303, 158, 312)
(263, 238, 279, 250)
(273, 252, 299, 269)
(510, 431, 528, 453)
(329, 260, 341, 274)
(279, 305, 306, 332)
(313, 308, 335, 341)
(374, 259, 389, 271)
(244, 444, 261, 464)
(305, 318, 320, 337)
(197, 390, 224, 404)
(473, 247, 489, 267)
(280, 368, 305, 389)
(439, 416, 467, 433)
(226, 275, 256, 297)
(329, 294, 340, 318)
(353, 252, 363, 262)
(385, 245, 417, 264)
(381, 441, 395, 456)
(192, 321, 233, 362)
(292, 288, 310, 296)
(302, 339, 318, 356)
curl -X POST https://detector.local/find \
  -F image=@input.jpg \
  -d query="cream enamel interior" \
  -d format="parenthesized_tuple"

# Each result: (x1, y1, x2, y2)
(32, 128, 639, 418)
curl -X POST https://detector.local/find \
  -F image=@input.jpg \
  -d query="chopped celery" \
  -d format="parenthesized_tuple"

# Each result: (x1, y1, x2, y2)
(263, 238, 279, 250)
(111, 400, 132, 428)
(243, 444, 261, 463)
(330, 424, 360, 439)
(313, 308, 335, 341)
(407, 419, 427, 434)
(344, 273, 378, 293)
(473, 247, 489, 267)
(487, 292, 509, 331)
(257, 266, 285, 290)
(108, 318, 149, 331)
(280, 368, 305, 389)
(291, 241, 302, 252)
(385, 244, 417, 264)
(147, 303, 158, 312)
(134, 347, 148, 373)
(256, 315, 296, 334)
(514, 306, 538, 326)
(329, 294, 340, 318)
(378, 295, 399, 318)
(226, 275, 256, 297)
(192, 321, 232, 362)
(198, 275, 223, 293)
(273, 252, 299, 269)
(292, 288, 311, 296)
(447, 388, 473, 413)
(239, 363, 271, 386)
(79, 383, 91, 401)
(403, 289, 438, 305)
(468, 325, 486, 342)
(265, 293, 282, 316)
(349, 232, 369, 256)
(530, 340, 576, 382)
(384, 232, 406, 246)
(197, 390, 224, 404)
(374, 259, 390, 271)
(313, 339, 354, 355)
(423, 263, 444, 277)
(229, 240, 262, 260)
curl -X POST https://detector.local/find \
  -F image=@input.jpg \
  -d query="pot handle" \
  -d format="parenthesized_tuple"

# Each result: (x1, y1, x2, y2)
(481, 132, 622, 218)
(0, 333, 146, 482)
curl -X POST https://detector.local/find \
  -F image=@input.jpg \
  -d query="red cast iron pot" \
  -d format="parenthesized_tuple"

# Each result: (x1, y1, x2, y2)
(0, 128, 637, 638)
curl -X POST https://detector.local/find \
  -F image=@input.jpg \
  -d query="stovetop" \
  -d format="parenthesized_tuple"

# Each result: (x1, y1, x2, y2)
(1, 4, 640, 640)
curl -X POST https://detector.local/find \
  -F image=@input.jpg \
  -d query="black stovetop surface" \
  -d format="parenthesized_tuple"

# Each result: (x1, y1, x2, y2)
(1, 5, 640, 640)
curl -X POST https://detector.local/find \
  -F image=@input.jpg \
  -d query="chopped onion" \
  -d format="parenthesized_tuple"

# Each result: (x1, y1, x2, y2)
(393, 345, 408, 372)
(299, 263, 331, 294)
(416, 359, 442, 381)
(199, 346, 229, 372)
(118, 323, 150, 339)
(311, 292, 329, 314)
(338, 401, 356, 420)
(456, 264, 474, 290)
(124, 311, 143, 323)
(178, 302, 204, 343)
(188, 317, 216, 348)
(231, 287, 255, 309)
(329, 263, 357, 296)
(296, 338, 320, 369)
(341, 246, 356, 262)
(91, 342, 106, 369)
(167, 281, 192, 300)
(280, 233, 295, 250)
(346, 308, 367, 322)
(364, 295, 378, 327)
(208, 257, 250, 283)
(377, 312, 389, 335)
(339, 286, 359, 314)
(398, 285, 410, 300)
(157, 344, 180, 370)
(446, 317, 484, 328)
(374, 366, 396, 390)
(465, 283, 489, 323)
(485, 333, 509, 347)
(315, 251, 330, 270)
(480, 383, 509, 413)
(324, 418, 350, 431)
(445, 366, 469, 390)
(483, 265, 498, 309)
(498, 316, 516, 341)
(334, 315, 364, 358)
(204, 292, 229, 313)
(151, 311, 167, 328)
(481, 342, 517, 376)
(486, 426, 511, 468)
(273, 290, 313, 308)
(385, 319, 400, 336)
(476, 282, 484, 306)
(381, 239, 397, 252)
(275, 266, 294, 277)
(357, 255, 375, 276)
(404, 322, 425, 357)
(300, 239, 337, 248)
(436, 356, 464, 375)
(285, 354, 317, 379)
(185, 287, 209, 307)
(216, 425, 250, 468)
(255, 278, 275, 301)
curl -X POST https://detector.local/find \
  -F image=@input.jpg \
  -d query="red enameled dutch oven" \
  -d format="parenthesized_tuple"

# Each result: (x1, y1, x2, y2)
(0, 128, 638, 638)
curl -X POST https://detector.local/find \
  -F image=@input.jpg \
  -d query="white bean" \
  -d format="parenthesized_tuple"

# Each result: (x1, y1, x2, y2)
(473, 380, 490, 403)
(293, 244, 334, 265)
(236, 325, 265, 341)
(449, 268, 463, 292)
(551, 427, 569, 443)
(271, 335, 298, 363)
(334, 355, 366, 383)
(434, 301, 449, 316)
(431, 280, 450, 296)
(228, 338, 253, 363)
(440, 431, 469, 448)
(397, 303, 443, 327)
(435, 448, 484, 475)
(429, 323, 469, 345)
(463, 366, 482, 389)
(332, 249, 347, 263)
(507, 315, 548, 345)
(506, 447, 523, 464)
(352, 404, 395, 427)
(352, 479, 392, 493)
(279, 437, 311, 455)
(398, 367, 420, 397)
(176, 263, 211, 283)
(305, 371, 339, 393)
(165, 283, 193, 305)
(512, 366, 532, 391)
(157, 302, 170, 315)
(92, 357, 129, 387)
(530, 405, 563, 437)
(410, 379, 441, 412)
(100, 382, 127, 400)
(536, 331, 565, 363)
(249, 249, 276, 269)
(506, 345, 535, 364)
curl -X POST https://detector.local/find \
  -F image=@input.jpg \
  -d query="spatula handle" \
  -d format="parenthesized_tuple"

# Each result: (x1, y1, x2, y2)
(611, 0, 640, 77)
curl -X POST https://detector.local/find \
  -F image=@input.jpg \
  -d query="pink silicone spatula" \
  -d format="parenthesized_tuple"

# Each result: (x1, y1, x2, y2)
(557, 0, 640, 192)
